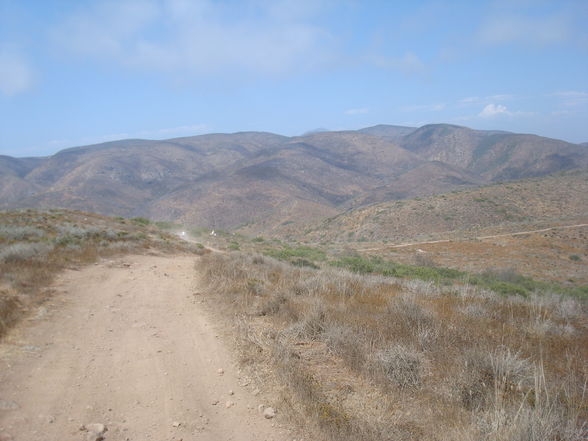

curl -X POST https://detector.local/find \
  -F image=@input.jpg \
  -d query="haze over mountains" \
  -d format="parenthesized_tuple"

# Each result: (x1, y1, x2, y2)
(1, 123, 587, 232)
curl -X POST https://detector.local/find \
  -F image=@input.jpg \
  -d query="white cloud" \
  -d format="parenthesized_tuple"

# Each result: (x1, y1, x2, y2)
(0, 49, 34, 96)
(344, 107, 369, 115)
(478, 103, 533, 119)
(478, 14, 571, 47)
(479, 103, 511, 118)
(52, 0, 334, 77)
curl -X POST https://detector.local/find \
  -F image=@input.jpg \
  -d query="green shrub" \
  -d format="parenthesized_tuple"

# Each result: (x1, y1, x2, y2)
(131, 217, 151, 226)
(330, 255, 462, 283)
(329, 255, 584, 297)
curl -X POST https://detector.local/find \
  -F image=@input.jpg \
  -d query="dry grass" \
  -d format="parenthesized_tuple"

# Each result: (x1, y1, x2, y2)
(0, 209, 204, 338)
(199, 251, 588, 441)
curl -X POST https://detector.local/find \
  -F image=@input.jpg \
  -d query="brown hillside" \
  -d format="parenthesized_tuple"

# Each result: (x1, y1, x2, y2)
(293, 170, 588, 243)
(1, 125, 587, 232)
(399, 124, 588, 180)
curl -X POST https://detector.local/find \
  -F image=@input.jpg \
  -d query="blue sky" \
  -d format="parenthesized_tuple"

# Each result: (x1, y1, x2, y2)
(1, 0, 587, 157)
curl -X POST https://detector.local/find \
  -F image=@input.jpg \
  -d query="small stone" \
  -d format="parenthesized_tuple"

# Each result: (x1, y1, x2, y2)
(263, 407, 277, 419)
(257, 404, 265, 414)
(228, 390, 234, 395)
(0, 400, 19, 410)
(225, 400, 234, 408)
(217, 368, 224, 375)
(172, 421, 181, 427)
(84, 423, 107, 434)
(211, 400, 219, 406)
(83, 423, 107, 441)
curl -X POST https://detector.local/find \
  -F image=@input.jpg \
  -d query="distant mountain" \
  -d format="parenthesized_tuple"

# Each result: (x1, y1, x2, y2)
(302, 128, 329, 135)
(1, 124, 587, 232)
(397, 124, 588, 181)
(357, 124, 416, 143)
(0, 155, 45, 204)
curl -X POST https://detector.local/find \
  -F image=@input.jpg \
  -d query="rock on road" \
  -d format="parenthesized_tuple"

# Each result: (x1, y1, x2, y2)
(0, 254, 292, 441)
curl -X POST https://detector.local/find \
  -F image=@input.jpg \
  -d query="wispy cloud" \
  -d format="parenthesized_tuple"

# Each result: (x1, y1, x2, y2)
(402, 103, 445, 112)
(486, 94, 513, 101)
(478, 14, 572, 47)
(459, 96, 480, 105)
(52, 0, 334, 77)
(47, 123, 209, 151)
(344, 107, 369, 115)
(138, 124, 209, 137)
(369, 52, 426, 76)
(550, 90, 588, 107)
(0, 48, 34, 96)
(458, 94, 513, 106)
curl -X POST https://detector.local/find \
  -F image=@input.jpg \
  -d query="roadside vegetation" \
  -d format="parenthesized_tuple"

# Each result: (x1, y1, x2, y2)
(197, 227, 588, 298)
(0, 209, 204, 338)
(199, 251, 587, 441)
(329, 254, 588, 299)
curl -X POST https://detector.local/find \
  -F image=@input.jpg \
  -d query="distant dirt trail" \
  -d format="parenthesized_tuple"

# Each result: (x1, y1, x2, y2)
(358, 223, 588, 252)
(0, 254, 291, 441)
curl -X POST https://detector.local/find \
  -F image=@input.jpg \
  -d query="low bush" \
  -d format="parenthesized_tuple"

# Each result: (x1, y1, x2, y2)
(0, 242, 52, 263)
(0, 225, 44, 240)
(198, 251, 587, 441)
(264, 244, 327, 263)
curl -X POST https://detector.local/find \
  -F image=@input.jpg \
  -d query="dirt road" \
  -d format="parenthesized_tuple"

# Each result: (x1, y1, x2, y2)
(358, 222, 588, 252)
(0, 254, 292, 441)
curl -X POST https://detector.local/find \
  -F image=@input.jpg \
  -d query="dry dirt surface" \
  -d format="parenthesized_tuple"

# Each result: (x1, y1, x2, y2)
(0, 254, 293, 441)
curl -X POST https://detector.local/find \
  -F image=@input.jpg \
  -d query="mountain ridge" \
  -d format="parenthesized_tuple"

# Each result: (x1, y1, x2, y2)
(1, 123, 587, 231)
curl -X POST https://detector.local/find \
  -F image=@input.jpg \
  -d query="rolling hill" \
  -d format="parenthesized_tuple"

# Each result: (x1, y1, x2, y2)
(396, 124, 588, 181)
(292, 170, 588, 244)
(1, 124, 587, 231)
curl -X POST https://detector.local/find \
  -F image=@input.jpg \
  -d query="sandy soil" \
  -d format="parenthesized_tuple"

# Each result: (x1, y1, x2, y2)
(0, 254, 293, 441)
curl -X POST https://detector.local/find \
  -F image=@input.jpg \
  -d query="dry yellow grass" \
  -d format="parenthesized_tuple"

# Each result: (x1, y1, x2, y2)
(199, 251, 588, 441)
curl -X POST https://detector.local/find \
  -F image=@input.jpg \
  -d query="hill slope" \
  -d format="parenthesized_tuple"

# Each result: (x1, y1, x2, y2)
(295, 170, 588, 243)
(1, 124, 587, 231)
(357, 124, 416, 142)
(397, 124, 588, 181)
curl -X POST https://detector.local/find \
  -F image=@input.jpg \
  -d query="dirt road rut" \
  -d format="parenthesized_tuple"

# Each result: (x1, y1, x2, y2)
(0, 254, 292, 441)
